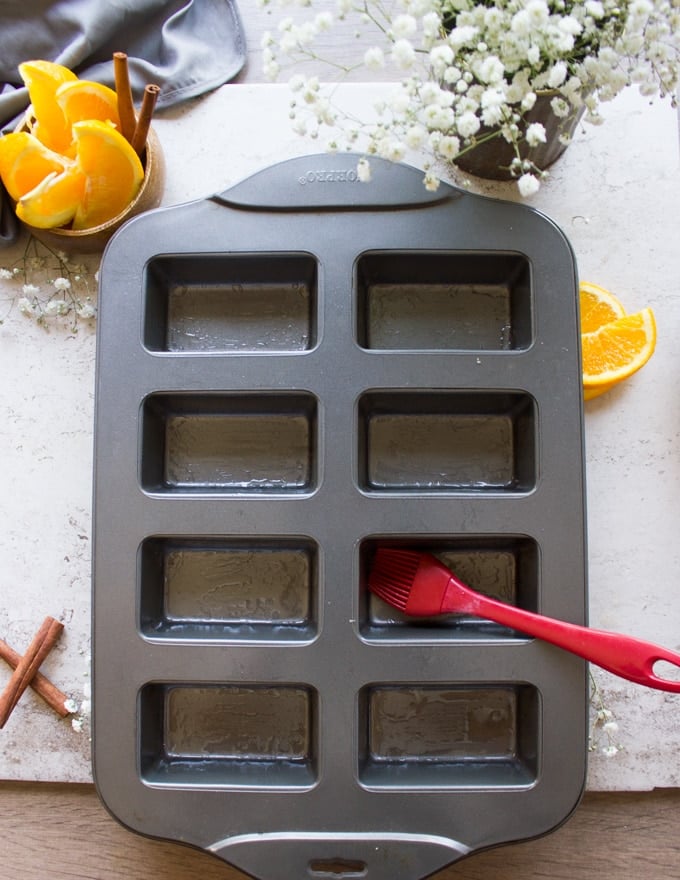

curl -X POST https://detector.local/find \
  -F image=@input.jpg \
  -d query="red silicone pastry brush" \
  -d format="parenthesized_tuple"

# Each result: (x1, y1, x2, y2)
(368, 548, 680, 693)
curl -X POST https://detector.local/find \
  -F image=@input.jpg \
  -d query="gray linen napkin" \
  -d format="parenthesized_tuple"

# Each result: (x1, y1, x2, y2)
(0, 0, 246, 244)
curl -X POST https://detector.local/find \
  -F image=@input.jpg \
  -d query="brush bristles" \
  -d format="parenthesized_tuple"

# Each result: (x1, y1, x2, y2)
(368, 549, 422, 610)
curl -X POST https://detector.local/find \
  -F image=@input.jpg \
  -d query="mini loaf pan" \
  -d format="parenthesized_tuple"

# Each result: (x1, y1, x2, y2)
(93, 153, 587, 880)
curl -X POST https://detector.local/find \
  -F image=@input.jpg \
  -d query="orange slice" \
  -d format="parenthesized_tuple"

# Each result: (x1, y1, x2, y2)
(579, 280, 626, 334)
(71, 120, 144, 229)
(0, 131, 67, 200)
(56, 79, 121, 130)
(18, 60, 78, 153)
(15, 166, 86, 229)
(582, 308, 656, 387)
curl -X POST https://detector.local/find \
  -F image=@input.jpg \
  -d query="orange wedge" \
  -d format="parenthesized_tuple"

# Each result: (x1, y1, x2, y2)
(582, 308, 656, 388)
(15, 166, 86, 229)
(579, 280, 626, 334)
(0, 131, 67, 201)
(56, 79, 121, 130)
(71, 120, 144, 229)
(580, 281, 628, 400)
(18, 60, 77, 153)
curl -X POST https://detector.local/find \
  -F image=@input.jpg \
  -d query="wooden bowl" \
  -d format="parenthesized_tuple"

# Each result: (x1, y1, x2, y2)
(14, 122, 165, 254)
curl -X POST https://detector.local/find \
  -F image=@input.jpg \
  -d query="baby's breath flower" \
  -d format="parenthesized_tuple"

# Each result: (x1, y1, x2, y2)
(43, 299, 69, 317)
(391, 14, 418, 40)
(267, 0, 680, 196)
(75, 301, 97, 319)
(521, 91, 538, 111)
(585, 0, 605, 18)
(457, 110, 481, 138)
(517, 172, 541, 197)
(405, 124, 428, 148)
(548, 61, 569, 88)
(314, 11, 332, 31)
(357, 157, 372, 182)
(477, 54, 505, 85)
(364, 46, 385, 70)
(550, 95, 571, 118)
(525, 121, 547, 146)
(1, 236, 98, 328)
(17, 296, 36, 315)
(423, 169, 440, 191)
(437, 134, 462, 159)
(430, 44, 454, 73)
(422, 11, 442, 40)
(391, 38, 417, 69)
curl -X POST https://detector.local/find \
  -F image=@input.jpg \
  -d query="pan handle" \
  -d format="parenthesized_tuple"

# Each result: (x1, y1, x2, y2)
(209, 830, 471, 880)
(211, 153, 456, 212)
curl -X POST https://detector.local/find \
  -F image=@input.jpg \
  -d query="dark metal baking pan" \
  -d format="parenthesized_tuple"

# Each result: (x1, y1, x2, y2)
(93, 152, 587, 880)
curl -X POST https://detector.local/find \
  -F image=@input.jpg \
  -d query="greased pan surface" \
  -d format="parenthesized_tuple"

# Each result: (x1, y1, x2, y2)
(92, 154, 587, 880)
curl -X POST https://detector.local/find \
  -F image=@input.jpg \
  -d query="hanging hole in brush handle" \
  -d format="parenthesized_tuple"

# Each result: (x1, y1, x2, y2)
(584, 635, 680, 693)
(651, 657, 680, 687)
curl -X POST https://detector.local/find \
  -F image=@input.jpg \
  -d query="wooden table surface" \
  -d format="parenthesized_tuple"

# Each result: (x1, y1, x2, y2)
(2, 3, 679, 877)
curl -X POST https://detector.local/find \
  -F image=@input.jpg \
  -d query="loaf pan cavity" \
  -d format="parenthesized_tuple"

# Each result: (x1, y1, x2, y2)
(139, 537, 318, 641)
(140, 683, 318, 788)
(359, 536, 539, 642)
(358, 391, 536, 493)
(356, 251, 531, 351)
(140, 392, 318, 495)
(358, 684, 539, 789)
(143, 253, 318, 353)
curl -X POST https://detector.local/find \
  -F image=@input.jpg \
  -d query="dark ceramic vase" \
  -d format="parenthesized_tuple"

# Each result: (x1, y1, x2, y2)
(454, 92, 586, 180)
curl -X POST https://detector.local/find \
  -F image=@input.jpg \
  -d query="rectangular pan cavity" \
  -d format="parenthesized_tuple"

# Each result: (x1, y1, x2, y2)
(356, 251, 531, 351)
(140, 683, 318, 787)
(358, 684, 539, 789)
(358, 391, 535, 493)
(359, 536, 539, 642)
(143, 253, 317, 352)
(141, 392, 317, 494)
(139, 537, 318, 641)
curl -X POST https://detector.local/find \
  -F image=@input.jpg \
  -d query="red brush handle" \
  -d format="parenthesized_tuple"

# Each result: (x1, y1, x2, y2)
(443, 576, 680, 693)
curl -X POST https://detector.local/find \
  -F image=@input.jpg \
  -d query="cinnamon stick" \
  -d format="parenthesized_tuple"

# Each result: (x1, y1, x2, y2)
(0, 617, 64, 728)
(131, 83, 160, 156)
(113, 51, 137, 144)
(0, 637, 71, 718)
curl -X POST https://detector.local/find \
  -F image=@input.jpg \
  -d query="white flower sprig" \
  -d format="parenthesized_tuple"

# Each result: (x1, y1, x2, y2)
(589, 672, 622, 758)
(260, 0, 680, 194)
(0, 236, 97, 330)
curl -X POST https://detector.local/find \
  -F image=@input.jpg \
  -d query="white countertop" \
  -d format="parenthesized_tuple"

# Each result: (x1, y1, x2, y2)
(0, 82, 678, 790)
